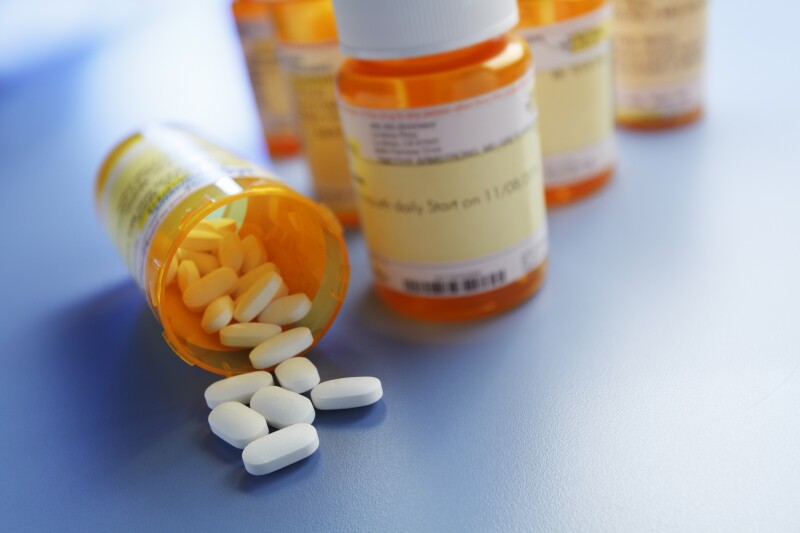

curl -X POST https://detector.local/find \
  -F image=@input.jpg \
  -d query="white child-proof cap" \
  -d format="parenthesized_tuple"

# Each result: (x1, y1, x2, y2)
(331, 0, 519, 60)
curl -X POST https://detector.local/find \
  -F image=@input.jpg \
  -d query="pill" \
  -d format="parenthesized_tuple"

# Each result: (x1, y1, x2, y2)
(233, 271, 282, 323)
(165, 256, 178, 285)
(179, 249, 220, 276)
(249, 327, 313, 369)
(204, 371, 275, 408)
(220, 323, 282, 348)
(201, 295, 234, 334)
(235, 262, 280, 297)
(258, 294, 312, 326)
(182, 229, 223, 252)
(242, 423, 319, 476)
(177, 260, 200, 293)
(275, 280, 289, 299)
(250, 386, 315, 429)
(182, 267, 238, 311)
(204, 217, 238, 234)
(311, 377, 383, 410)
(208, 401, 269, 449)
(274, 357, 320, 394)
(218, 232, 244, 273)
(242, 234, 268, 272)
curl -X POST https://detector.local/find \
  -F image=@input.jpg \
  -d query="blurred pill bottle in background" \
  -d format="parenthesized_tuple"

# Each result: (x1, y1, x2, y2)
(334, 0, 549, 321)
(95, 125, 350, 376)
(612, 0, 707, 129)
(267, 0, 358, 227)
(517, 0, 615, 205)
(232, 0, 301, 157)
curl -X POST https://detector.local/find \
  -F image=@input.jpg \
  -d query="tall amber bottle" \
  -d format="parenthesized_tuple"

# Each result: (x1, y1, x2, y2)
(517, 0, 615, 205)
(335, 0, 549, 321)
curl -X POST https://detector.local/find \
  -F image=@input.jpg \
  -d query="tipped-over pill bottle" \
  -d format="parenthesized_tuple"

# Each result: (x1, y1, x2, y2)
(232, 0, 300, 157)
(334, 0, 549, 321)
(95, 125, 349, 376)
(517, 0, 615, 205)
(267, 0, 358, 227)
(613, 0, 707, 129)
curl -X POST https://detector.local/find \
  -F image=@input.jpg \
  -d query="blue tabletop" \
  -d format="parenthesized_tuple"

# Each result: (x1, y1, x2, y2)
(2, 0, 799, 531)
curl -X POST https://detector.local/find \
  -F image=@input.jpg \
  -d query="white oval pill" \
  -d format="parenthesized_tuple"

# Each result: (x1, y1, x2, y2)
(201, 295, 234, 334)
(177, 260, 200, 293)
(250, 386, 315, 429)
(235, 262, 280, 297)
(249, 327, 313, 369)
(219, 323, 282, 348)
(274, 357, 320, 394)
(179, 249, 220, 276)
(183, 267, 238, 311)
(311, 377, 383, 410)
(258, 294, 312, 326)
(242, 423, 318, 476)
(208, 402, 269, 449)
(182, 229, 223, 252)
(242, 234, 268, 272)
(219, 232, 244, 273)
(234, 271, 282, 323)
(205, 371, 275, 409)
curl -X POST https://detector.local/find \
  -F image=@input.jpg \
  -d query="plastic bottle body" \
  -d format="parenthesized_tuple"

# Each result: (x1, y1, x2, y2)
(612, 0, 707, 130)
(337, 35, 548, 321)
(232, 0, 301, 157)
(517, 0, 615, 205)
(95, 126, 349, 376)
(267, 0, 358, 227)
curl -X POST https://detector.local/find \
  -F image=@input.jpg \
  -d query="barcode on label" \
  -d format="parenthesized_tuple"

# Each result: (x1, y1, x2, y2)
(402, 270, 507, 296)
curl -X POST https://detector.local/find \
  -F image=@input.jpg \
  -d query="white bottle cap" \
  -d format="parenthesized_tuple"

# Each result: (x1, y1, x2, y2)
(331, 0, 519, 60)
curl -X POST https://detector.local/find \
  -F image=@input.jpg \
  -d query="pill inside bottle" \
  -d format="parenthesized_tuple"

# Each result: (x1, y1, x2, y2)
(96, 125, 350, 376)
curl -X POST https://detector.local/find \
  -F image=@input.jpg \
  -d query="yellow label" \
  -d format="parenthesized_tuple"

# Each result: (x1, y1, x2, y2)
(339, 71, 548, 297)
(278, 42, 355, 214)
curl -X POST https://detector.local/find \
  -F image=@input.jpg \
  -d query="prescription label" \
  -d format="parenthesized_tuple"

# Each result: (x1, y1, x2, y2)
(520, 4, 615, 187)
(278, 42, 355, 214)
(236, 16, 296, 138)
(338, 70, 548, 298)
(98, 127, 274, 290)
(613, 0, 706, 119)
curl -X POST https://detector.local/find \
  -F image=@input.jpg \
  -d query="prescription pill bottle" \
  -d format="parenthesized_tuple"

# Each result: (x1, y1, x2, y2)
(517, 0, 615, 205)
(95, 125, 349, 376)
(334, 0, 549, 321)
(233, 0, 301, 157)
(267, 0, 358, 227)
(612, 0, 707, 129)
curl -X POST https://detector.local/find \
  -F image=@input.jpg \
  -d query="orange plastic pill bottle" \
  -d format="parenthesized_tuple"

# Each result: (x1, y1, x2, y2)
(95, 125, 349, 376)
(232, 0, 300, 157)
(517, 0, 615, 205)
(267, 0, 358, 227)
(613, 0, 707, 129)
(334, 0, 549, 321)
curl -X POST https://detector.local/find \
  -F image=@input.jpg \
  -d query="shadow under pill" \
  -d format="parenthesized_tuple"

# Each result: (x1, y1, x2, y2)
(200, 429, 243, 465)
(235, 449, 321, 493)
(313, 400, 387, 429)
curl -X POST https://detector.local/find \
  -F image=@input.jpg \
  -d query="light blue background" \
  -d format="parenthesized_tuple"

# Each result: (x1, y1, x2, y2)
(1, 1, 799, 531)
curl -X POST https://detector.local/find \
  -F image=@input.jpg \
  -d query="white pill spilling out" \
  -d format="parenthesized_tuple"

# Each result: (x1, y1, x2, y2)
(178, 260, 200, 293)
(220, 323, 282, 348)
(235, 263, 280, 297)
(219, 232, 244, 273)
(182, 229, 223, 252)
(242, 423, 319, 476)
(311, 377, 383, 410)
(250, 386, 315, 429)
(250, 327, 313, 369)
(233, 271, 282, 323)
(208, 402, 269, 449)
(258, 294, 312, 326)
(179, 249, 220, 276)
(201, 295, 234, 334)
(274, 357, 320, 394)
(242, 234, 268, 272)
(205, 371, 275, 409)
(182, 267, 238, 311)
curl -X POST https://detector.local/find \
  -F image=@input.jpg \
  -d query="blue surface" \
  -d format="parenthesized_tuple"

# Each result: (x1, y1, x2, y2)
(2, 1, 800, 531)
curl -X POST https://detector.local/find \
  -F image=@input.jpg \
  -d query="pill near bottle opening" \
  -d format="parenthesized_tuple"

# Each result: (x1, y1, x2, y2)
(201, 295, 234, 334)
(251, 386, 315, 429)
(219, 232, 244, 273)
(208, 401, 269, 449)
(235, 262, 280, 297)
(258, 293, 312, 326)
(178, 260, 200, 293)
(183, 267, 238, 311)
(250, 327, 313, 369)
(203, 217, 237, 234)
(179, 249, 220, 276)
(165, 257, 178, 286)
(241, 234, 268, 273)
(220, 323, 282, 348)
(182, 229, 223, 252)
(234, 271, 282, 323)
(311, 377, 383, 410)
(274, 357, 320, 394)
(205, 371, 275, 409)
(242, 423, 318, 476)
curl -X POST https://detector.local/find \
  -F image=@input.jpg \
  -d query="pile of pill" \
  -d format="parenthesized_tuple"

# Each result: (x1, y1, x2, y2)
(205, 358, 383, 475)
(164, 217, 315, 368)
